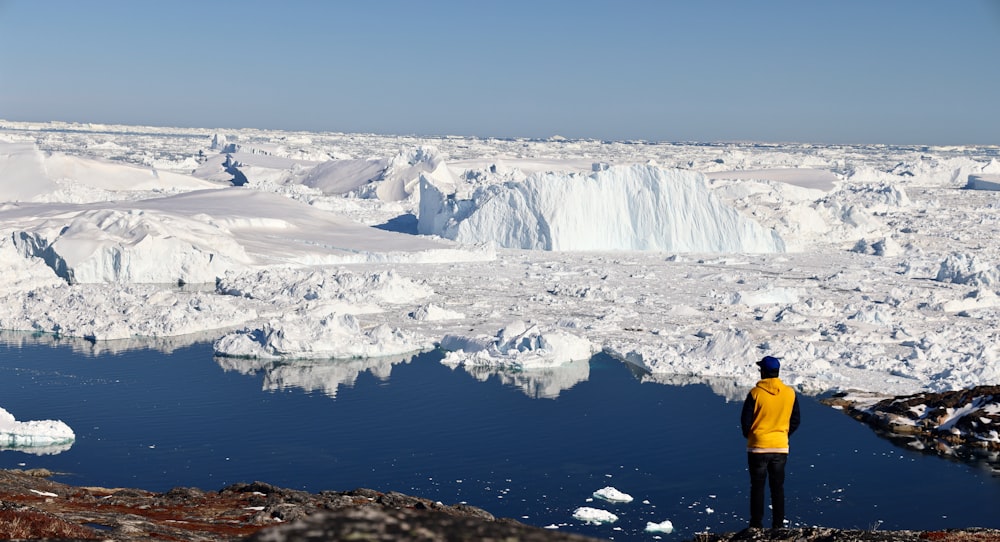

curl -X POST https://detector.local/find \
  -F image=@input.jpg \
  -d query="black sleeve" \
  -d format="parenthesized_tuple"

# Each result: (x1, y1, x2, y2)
(740, 392, 755, 438)
(788, 395, 801, 436)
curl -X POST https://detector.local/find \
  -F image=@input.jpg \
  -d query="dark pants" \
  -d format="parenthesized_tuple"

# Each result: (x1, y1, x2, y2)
(748, 452, 787, 529)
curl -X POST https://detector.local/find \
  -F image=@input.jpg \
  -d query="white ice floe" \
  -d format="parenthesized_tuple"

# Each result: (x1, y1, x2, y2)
(592, 486, 634, 503)
(213, 312, 431, 361)
(645, 520, 675, 534)
(440, 321, 597, 370)
(572, 507, 619, 524)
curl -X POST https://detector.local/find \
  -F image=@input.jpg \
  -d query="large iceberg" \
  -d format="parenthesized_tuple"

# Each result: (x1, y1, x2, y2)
(418, 164, 785, 253)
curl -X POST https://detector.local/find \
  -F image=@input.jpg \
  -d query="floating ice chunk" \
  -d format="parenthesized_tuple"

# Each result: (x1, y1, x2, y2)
(593, 486, 634, 503)
(0, 407, 75, 454)
(440, 321, 596, 369)
(645, 520, 674, 534)
(572, 507, 618, 524)
(214, 312, 431, 360)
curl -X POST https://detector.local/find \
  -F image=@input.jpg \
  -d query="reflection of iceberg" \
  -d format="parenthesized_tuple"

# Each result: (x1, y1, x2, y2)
(0, 407, 75, 455)
(214, 353, 415, 398)
(641, 373, 753, 403)
(0, 328, 227, 356)
(1, 442, 74, 456)
(450, 358, 590, 399)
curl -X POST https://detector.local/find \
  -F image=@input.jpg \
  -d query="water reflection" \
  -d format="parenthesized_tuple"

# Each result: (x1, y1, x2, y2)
(0, 329, 221, 356)
(641, 372, 751, 403)
(213, 349, 593, 401)
(3, 330, 997, 477)
(447, 358, 590, 399)
(214, 353, 417, 398)
(0, 442, 74, 456)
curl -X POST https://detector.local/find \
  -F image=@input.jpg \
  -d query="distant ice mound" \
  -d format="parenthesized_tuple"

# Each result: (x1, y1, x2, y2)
(303, 146, 452, 202)
(845, 157, 1000, 188)
(419, 165, 785, 253)
(935, 253, 1000, 286)
(0, 141, 220, 203)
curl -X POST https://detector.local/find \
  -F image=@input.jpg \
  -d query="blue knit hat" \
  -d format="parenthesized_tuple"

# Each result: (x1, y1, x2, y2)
(757, 356, 781, 371)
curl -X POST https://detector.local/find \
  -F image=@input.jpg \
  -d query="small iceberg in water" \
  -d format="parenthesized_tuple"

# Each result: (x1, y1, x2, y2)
(0, 406, 75, 455)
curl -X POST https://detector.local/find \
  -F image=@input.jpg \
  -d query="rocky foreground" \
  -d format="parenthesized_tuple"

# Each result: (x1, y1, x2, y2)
(821, 385, 1000, 474)
(0, 469, 602, 541)
(1, 469, 999, 542)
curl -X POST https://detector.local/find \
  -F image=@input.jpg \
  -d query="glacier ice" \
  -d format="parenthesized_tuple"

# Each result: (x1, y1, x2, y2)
(419, 164, 785, 252)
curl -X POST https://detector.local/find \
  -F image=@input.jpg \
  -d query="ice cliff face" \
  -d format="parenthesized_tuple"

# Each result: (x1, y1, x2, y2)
(419, 165, 785, 253)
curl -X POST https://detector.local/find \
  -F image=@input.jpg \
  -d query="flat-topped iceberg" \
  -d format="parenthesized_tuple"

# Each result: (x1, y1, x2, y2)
(419, 164, 785, 253)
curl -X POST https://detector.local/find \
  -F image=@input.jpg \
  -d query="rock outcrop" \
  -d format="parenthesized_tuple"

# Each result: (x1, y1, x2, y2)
(0, 469, 599, 541)
(2, 469, 998, 541)
(821, 385, 1000, 473)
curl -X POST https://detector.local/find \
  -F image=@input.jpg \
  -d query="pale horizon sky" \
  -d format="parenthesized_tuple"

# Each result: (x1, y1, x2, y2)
(1, 0, 998, 145)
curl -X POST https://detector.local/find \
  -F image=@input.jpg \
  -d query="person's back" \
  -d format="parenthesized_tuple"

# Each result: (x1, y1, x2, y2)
(740, 356, 800, 529)
(744, 377, 797, 451)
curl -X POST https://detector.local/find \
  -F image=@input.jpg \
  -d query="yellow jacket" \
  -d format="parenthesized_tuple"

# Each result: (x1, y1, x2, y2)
(741, 377, 801, 453)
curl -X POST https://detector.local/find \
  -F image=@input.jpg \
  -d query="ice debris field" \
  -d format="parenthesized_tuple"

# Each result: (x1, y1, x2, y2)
(1, 119, 999, 447)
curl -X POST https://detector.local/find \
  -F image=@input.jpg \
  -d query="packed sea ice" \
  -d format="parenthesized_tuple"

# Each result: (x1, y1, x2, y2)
(2, 120, 1000, 443)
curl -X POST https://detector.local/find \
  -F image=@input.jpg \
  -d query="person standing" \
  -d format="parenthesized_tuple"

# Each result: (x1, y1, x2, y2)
(741, 355, 801, 529)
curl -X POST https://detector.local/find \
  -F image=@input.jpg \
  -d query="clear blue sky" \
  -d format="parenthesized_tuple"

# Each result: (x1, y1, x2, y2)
(1, 0, 997, 144)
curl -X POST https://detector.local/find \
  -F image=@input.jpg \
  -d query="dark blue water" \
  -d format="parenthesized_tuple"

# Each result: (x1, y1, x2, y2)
(0, 337, 997, 540)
